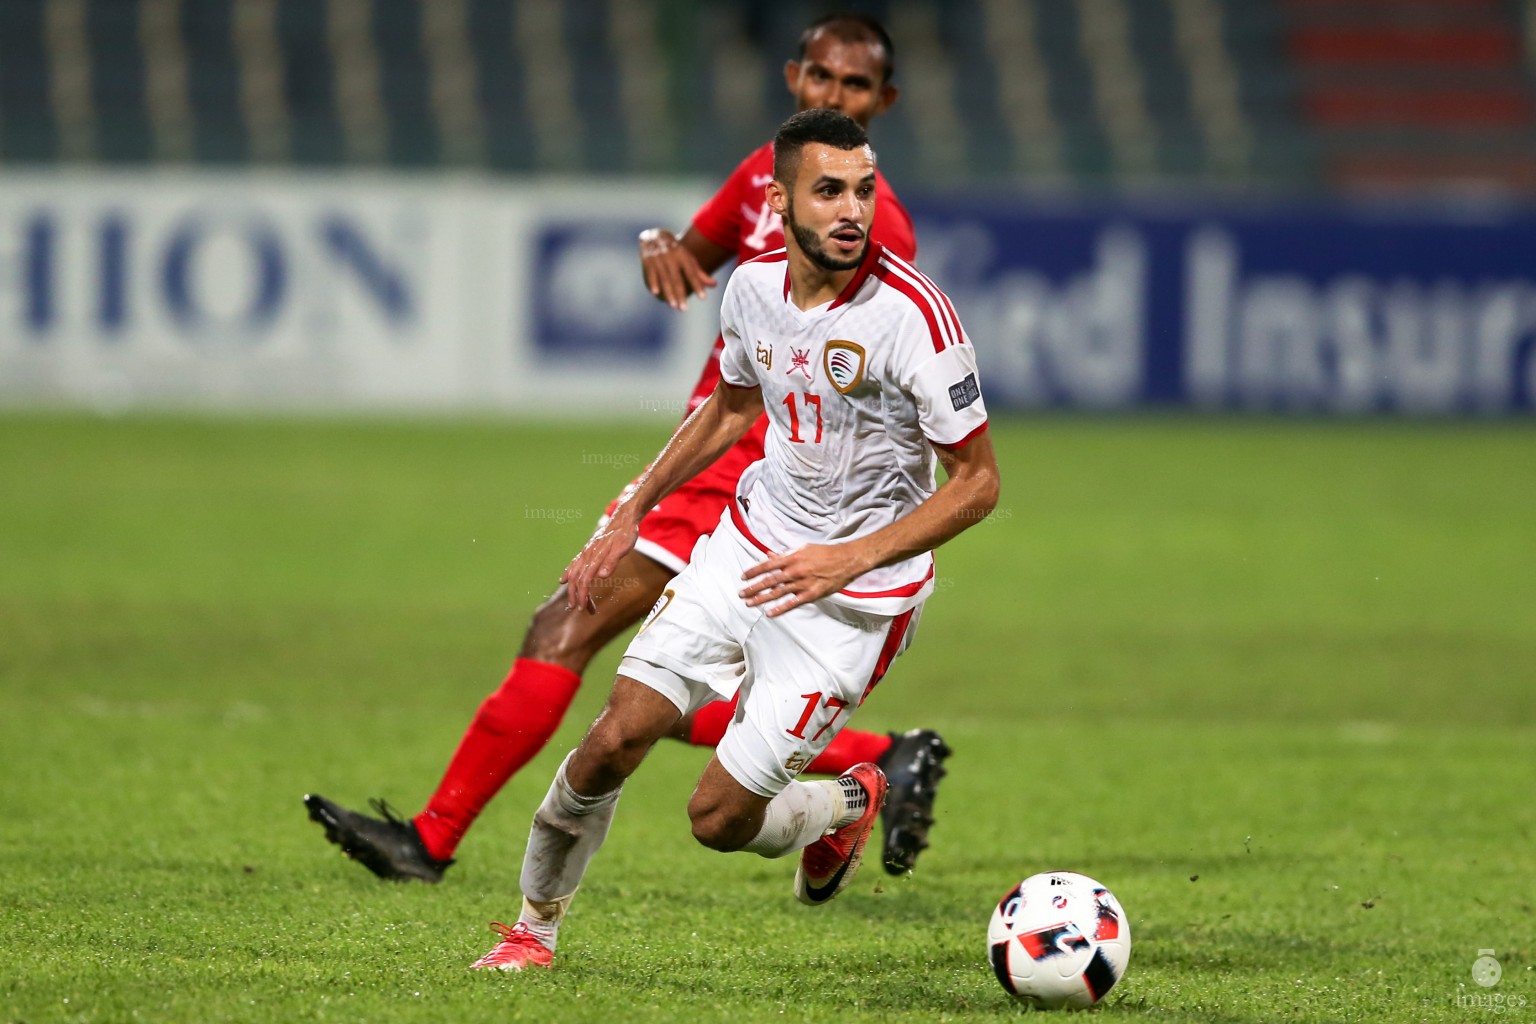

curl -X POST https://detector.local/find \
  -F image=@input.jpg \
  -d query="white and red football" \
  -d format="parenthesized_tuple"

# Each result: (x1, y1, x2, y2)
(987, 871, 1131, 1009)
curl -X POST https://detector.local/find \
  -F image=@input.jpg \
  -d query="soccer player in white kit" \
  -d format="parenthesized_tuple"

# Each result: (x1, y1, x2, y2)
(470, 108, 1001, 971)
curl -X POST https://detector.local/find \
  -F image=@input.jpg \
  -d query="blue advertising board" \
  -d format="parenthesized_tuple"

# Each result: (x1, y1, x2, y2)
(905, 197, 1536, 413)
(531, 221, 672, 362)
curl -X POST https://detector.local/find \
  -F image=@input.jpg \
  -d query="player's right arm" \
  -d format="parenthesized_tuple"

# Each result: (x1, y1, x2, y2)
(562, 378, 764, 612)
(638, 227, 733, 311)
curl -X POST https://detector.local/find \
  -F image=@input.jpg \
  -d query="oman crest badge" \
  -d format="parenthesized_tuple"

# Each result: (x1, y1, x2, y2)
(822, 340, 866, 394)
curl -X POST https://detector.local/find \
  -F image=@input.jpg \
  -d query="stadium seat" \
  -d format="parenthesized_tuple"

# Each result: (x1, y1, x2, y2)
(0, 0, 57, 163)
(1282, 0, 1536, 192)
(0, 0, 1530, 195)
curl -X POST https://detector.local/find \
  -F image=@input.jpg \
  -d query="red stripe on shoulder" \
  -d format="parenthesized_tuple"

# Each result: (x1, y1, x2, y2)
(881, 251, 964, 346)
(874, 258, 947, 354)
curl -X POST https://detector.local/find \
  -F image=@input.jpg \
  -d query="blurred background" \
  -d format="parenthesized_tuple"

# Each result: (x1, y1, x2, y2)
(2, 0, 1535, 414)
(5, 9, 1534, 1017)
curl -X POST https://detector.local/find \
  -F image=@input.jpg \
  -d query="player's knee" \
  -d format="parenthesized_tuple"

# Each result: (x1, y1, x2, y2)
(519, 595, 598, 671)
(686, 794, 751, 852)
(688, 807, 743, 852)
(576, 719, 650, 790)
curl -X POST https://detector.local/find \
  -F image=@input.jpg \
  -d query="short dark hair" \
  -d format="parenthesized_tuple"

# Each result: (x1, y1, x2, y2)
(798, 12, 896, 84)
(772, 108, 871, 185)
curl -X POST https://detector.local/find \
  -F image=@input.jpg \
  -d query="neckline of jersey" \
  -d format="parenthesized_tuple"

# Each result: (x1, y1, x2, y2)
(779, 240, 884, 319)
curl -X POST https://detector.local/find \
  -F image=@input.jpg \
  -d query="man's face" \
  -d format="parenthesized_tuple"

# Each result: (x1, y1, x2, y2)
(785, 31, 897, 129)
(777, 143, 877, 272)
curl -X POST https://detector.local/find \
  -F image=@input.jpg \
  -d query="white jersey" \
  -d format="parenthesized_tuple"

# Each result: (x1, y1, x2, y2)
(718, 241, 989, 614)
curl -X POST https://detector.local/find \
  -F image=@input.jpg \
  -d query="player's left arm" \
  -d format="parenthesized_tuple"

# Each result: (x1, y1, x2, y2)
(740, 430, 1000, 616)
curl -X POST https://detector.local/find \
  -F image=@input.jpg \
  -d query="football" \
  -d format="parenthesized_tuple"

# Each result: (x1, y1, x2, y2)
(987, 871, 1131, 1010)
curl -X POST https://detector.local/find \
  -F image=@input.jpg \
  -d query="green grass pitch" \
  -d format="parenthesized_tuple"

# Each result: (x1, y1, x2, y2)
(1, 413, 1531, 1023)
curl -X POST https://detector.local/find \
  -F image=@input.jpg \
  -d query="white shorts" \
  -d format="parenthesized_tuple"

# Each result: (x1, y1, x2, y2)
(620, 511, 919, 798)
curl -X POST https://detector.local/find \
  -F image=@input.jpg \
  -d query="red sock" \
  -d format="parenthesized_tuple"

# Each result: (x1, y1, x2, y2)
(685, 698, 894, 776)
(807, 728, 892, 775)
(413, 658, 582, 861)
(687, 698, 736, 746)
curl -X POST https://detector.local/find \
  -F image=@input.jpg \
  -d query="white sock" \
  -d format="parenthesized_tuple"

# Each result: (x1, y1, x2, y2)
(833, 774, 868, 826)
(516, 896, 565, 950)
(740, 780, 842, 858)
(518, 751, 623, 938)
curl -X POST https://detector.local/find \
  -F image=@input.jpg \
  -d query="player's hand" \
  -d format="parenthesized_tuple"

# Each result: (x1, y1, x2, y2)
(639, 228, 717, 311)
(561, 516, 641, 614)
(739, 543, 866, 618)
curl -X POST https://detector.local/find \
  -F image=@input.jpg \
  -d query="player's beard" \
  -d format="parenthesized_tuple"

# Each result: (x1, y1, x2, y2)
(785, 199, 866, 272)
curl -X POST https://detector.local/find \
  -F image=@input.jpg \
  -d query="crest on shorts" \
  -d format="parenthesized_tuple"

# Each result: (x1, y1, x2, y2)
(822, 340, 866, 394)
(637, 588, 674, 635)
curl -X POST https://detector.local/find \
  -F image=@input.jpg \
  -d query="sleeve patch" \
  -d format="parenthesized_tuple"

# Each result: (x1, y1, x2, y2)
(948, 372, 980, 411)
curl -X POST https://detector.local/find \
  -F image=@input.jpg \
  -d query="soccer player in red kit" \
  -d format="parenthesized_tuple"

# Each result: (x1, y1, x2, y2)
(304, 12, 950, 883)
